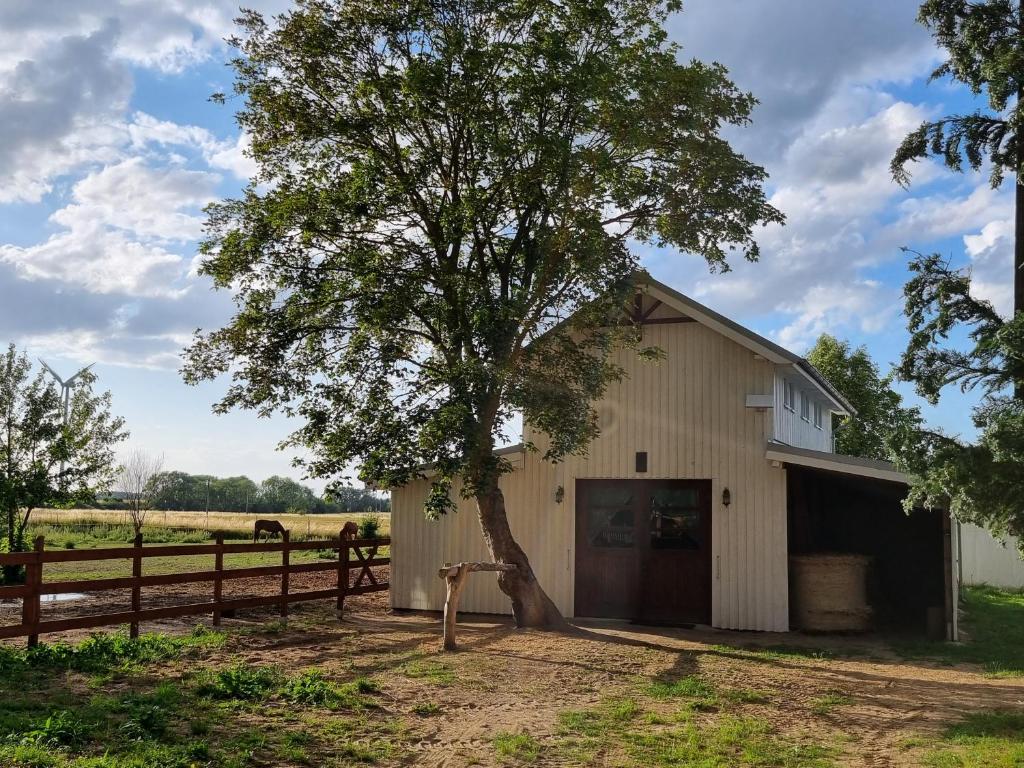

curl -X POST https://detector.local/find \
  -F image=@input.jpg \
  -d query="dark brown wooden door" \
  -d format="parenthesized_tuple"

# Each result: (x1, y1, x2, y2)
(575, 479, 712, 624)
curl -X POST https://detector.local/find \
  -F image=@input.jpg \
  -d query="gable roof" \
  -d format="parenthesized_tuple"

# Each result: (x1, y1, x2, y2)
(634, 274, 854, 415)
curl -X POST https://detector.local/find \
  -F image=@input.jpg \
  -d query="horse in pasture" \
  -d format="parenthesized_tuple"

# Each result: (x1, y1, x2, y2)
(341, 521, 359, 541)
(253, 519, 287, 542)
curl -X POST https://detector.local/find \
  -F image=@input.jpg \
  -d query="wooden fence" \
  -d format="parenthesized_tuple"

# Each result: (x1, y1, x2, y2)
(0, 533, 390, 647)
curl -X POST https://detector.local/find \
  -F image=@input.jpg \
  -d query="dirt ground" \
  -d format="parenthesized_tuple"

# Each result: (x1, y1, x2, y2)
(3, 582, 1022, 767)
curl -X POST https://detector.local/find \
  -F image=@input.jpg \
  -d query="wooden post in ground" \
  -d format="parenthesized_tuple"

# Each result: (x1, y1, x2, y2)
(212, 534, 224, 626)
(130, 532, 143, 638)
(24, 536, 45, 648)
(280, 530, 290, 620)
(437, 562, 517, 651)
(336, 531, 349, 617)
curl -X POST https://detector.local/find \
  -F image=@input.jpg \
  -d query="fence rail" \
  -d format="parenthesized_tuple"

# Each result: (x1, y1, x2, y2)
(0, 533, 390, 646)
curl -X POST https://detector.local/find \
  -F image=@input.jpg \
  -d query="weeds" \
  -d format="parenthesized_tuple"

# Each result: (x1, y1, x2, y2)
(195, 662, 281, 700)
(494, 731, 541, 762)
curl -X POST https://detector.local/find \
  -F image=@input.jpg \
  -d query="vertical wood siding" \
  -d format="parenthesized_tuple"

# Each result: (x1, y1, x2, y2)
(772, 372, 833, 452)
(959, 523, 1024, 589)
(391, 322, 791, 631)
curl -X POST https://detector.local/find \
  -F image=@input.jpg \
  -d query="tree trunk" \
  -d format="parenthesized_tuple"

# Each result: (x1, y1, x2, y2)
(475, 481, 567, 629)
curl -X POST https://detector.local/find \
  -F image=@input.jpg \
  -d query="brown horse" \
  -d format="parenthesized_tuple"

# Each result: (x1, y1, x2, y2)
(341, 521, 359, 541)
(254, 519, 287, 542)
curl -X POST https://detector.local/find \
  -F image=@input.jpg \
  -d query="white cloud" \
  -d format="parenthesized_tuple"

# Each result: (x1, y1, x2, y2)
(0, 22, 131, 203)
(964, 217, 1014, 317)
(654, 99, 934, 349)
(0, 159, 219, 297)
(51, 158, 219, 242)
(0, 1, 291, 75)
(128, 111, 257, 181)
(21, 328, 189, 370)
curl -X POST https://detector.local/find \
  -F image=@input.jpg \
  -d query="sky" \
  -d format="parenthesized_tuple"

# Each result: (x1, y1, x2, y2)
(0, 1, 1012, 491)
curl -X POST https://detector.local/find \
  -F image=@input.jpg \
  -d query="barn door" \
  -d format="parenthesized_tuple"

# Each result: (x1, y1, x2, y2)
(575, 479, 712, 624)
(574, 481, 640, 618)
(637, 481, 712, 624)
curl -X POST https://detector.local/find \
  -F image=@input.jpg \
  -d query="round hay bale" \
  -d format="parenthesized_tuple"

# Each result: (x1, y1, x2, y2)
(790, 554, 872, 632)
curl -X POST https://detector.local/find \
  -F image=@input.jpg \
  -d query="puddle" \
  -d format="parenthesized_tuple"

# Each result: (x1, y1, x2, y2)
(0, 592, 88, 605)
(41, 593, 87, 602)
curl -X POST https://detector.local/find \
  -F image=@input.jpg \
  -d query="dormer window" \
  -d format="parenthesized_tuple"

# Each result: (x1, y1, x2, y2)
(813, 402, 823, 429)
(784, 381, 796, 411)
(800, 391, 810, 422)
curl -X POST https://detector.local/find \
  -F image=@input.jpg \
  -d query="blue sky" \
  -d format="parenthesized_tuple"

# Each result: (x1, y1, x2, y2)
(0, 1, 1012, 490)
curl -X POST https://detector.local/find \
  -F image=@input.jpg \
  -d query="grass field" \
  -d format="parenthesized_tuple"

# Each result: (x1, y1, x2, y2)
(30, 508, 390, 540)
(0, 587, 1022, 766)
(18, 509, 390, 582)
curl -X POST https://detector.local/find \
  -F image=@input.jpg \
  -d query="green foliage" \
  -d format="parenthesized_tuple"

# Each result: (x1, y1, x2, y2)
(195, 663, 281, 701)
(0, 344, 127, 578)
(14, 710, 94, 748)
(806, 334, 922, 460)
(891, 0, 1021, 189)
(890, 252, 1024, 536)
(893, 586, 1024, 676)
(357, 513, 381, 539)
(493, 731, 541, 762)
(281, 669, 338, 706)
(887, 2, 1024, 538)
(181, 0, 780, 525)
(143, 470, 389, 514)
(923, 710, 1024, 767)
(0, 627, 224, 683)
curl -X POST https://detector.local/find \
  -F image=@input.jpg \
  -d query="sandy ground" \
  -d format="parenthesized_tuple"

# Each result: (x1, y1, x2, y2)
(3, 583, 1022, 767)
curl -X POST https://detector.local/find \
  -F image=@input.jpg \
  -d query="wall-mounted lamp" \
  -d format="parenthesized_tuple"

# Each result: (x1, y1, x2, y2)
(554, 485, 565, 504)
(722, 488, 731, 508)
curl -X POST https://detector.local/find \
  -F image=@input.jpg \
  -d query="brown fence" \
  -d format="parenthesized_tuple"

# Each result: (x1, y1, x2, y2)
(0, 533, 390, 647)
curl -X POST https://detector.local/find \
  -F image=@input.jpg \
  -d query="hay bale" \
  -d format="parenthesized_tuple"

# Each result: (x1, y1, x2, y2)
(790, 554, 872, 632)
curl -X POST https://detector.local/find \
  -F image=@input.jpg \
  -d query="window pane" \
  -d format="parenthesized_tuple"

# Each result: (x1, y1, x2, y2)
(650, 488, 701, 550)
(588, 489, 634, 547)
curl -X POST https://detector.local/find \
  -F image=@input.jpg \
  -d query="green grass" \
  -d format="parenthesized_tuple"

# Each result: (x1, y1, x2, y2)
(400, 658, 456, 686)
(808, 692, 852, 716)
(556, 679, 836, 768)
(709, 643, 837, 662)
(921, 711, 1024, 767)
(893, 586, 1024, 676)
(0, 628, 391, 767)
(0, 626, 225, 685)
(494, 731, 542, 762)
(36, 544, 332, 582)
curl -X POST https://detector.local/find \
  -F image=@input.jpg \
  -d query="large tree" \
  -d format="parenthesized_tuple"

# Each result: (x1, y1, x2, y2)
(184, 0, 781, 626)
(806, 334, 922, 461)
(891, 0, 1023, 319)
(889, 0, 1024, 539)
(0, 345, 127, 580)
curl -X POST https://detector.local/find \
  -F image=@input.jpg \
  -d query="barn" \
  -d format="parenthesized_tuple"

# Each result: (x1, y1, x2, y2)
(390, 275, 958, 638)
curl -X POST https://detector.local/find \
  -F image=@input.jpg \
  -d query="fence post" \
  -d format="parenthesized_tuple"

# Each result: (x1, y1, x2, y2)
(130, 533, 143, 639)
(280, 530, 290, 620)
(24, 536, 44, 648)
(337, 531, 350, 617)
(213, 534, 224, 626)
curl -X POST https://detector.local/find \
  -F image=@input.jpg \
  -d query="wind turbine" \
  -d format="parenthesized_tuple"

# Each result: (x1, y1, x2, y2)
(39, 360, 94, 425)
(39, 359, 94, 485)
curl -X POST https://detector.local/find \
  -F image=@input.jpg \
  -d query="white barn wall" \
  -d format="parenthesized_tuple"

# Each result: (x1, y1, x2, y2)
(773, 372, 833, 452)
(391, 321, 791, 631)
(960, 523, 1024, 589)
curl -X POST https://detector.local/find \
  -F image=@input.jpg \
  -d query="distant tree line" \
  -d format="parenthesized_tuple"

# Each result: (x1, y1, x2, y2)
(104, 471, 388, 515)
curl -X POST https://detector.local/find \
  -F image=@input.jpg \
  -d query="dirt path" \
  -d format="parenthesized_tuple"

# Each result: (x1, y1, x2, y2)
(3, 595, 1021, 767)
